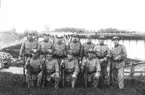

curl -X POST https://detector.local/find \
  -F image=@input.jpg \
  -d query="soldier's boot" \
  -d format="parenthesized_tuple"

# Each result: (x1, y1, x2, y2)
(71, 77, 76, 88)
(54, 78, 60, 89)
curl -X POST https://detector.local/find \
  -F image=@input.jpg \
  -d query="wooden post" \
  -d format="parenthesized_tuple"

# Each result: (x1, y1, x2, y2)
(130, 62, 134, 77)
(144, 40, 145, 61)
(140, 70, 143, 77)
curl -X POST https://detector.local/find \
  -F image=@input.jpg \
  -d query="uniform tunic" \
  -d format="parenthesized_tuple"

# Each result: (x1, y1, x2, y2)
(111, 44, 127, 68)
(94, 44, 110, 59)
(45, 59, 59, 81)
(68, 42, 81, 56)
(61, 58, 79, 81)
(93, 44, 110, 82)
(19, 40, 39, 56)
(26, 58, 43, 82)
(53, 43, 66, 57)
(82, 42, 95, 57)
(39, 41, 53, 52)
(82, 57, 101, 81)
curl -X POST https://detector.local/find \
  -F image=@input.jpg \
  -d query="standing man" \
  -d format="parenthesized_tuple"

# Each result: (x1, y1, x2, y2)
(93, 35, 110, 85)
(111, 36, 127, 89)
(38, 34, 53, 60)
(53, 36, 67, 67)
(19, 32, 40, 76)
(68, 37, 82, 63)
(81, 37, 95, 65)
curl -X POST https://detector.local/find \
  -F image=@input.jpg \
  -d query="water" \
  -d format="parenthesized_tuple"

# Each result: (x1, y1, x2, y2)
(80, 39, 145, 61)
(0, 67, 23, 74)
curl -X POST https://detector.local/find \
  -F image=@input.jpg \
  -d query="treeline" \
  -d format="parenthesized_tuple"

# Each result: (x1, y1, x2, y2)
(54, 27, 145, 40)
(2, 27, 145, 40)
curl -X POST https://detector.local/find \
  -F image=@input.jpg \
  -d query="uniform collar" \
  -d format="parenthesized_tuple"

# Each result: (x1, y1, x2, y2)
(115, 44, 119, 47)
(99, 43, 104, 46)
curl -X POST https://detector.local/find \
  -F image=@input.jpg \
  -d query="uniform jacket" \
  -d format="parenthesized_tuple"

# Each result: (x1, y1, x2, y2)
(68, 41, 82, 56)
(19, 40, 39, 56)
(53, 43, 67, 56)
(82, 42, 95, 56)
(27, 58, 43, 74)
(94, 44, 110, 59)
(61, 58, 79, 74)
(39, 41, 53, 52)
(82, 57, 101, 73)
(44, 59, 59, 74)
(111, 44, 127, 68)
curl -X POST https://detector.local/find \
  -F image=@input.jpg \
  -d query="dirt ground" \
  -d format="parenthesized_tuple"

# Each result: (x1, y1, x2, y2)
(0, 72, 145, 95)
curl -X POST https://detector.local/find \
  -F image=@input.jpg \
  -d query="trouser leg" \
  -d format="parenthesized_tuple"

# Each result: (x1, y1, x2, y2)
(54, 77, 60, 89)
(93, 77, 99, 88)
(100, 63, 108, 83)
(118, 68, 124, 89)
(71, 77, 77, 88)
(112, 68, 118, 87)
(26, 73, 31, 88)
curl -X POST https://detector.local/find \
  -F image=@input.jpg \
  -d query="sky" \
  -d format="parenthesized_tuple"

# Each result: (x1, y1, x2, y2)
(0, 0, 145, 33)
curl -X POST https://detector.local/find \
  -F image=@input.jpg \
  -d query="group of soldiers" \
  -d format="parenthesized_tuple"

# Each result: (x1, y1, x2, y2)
(19, 33, 127, 90)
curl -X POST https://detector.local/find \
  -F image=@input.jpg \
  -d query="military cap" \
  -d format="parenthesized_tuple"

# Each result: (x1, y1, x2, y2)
(30, 49, 39, 54)
(88, 48, 95, 54)
(98, 35, 105, 39)
(67, 50, 74, 55)
(28, 32, 33, 35)
(43, 33, 49, 36)
(46, 49, 53, 54)
(112, 36, 120, 41)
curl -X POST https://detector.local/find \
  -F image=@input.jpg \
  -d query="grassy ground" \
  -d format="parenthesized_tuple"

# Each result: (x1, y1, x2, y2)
(0, 72, 145, 95)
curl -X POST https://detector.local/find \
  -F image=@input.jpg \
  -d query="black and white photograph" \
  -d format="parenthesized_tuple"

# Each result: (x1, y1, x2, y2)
(0, 0, 145, 95)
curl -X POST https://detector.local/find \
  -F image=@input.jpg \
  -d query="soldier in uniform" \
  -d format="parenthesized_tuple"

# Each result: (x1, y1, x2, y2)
(81, 37, 95, 65)
(111, 37, 127, 89)
(19, 32, 40, 76)
(68, 37, 82, 63)
(25, 49, 43, 88)
(53, 36, 67, 65)
(81, 49, 101, 88)
(38, 34, 53, 61)
(43, 49, 60, 89)
(61, 50, 79, 88)
(93, 35, 110, 85)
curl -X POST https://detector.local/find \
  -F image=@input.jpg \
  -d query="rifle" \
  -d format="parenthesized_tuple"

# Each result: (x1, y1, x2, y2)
(23, 56, 26, 78)
(108, 59, 112, 86)
(61, 61, 65, 87)
(42, 59, 46, 87)
(62, 66, 65, 87)
(84, 63, 88, 88)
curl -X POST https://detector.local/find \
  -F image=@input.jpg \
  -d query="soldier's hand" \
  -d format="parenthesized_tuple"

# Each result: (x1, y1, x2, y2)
(18, 55, 23, 60)
(72, 73, 77, 78)
(94, 72, 100, 78)
(115, 55, 121, 60)
(99, 59, 104, 63)
(55, 73, 59, 78)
